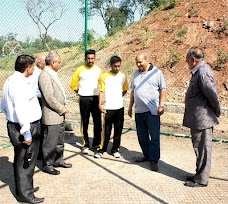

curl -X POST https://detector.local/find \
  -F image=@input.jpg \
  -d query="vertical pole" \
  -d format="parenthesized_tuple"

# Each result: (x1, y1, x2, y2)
(84, 0, 88, 52)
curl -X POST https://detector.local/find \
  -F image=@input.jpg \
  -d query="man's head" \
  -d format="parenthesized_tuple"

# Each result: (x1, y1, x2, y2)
(85, 49, 96, 67)
(186, 46, 204, 70)
(45, 52, 61, 72)
(110, 56, 121, 74)
(35, 53, 46, 70)
(15, 55, 35, 77)
(135, 53, 150, 72)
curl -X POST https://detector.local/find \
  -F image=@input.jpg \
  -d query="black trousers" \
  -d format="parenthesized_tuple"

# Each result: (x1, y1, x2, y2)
(100, 108, 124, 153)
(79, 96, 101, 148)
(7, 121, 41, 201)
(42, 122, 65, 170)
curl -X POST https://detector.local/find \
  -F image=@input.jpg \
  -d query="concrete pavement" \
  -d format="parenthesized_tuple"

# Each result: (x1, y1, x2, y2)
(0, 127, 227, 204)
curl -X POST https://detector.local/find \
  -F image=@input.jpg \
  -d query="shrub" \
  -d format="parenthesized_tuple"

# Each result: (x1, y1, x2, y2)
(163, 47, 182, 69)
(215, 49, 228, 70)
(176, 27, 188, 38)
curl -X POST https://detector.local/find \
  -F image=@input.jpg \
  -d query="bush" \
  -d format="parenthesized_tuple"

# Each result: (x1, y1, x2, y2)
(215, 49, 228, 70)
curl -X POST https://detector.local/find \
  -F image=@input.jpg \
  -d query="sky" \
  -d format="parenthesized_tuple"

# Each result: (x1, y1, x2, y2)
(0, 0, 107, 42)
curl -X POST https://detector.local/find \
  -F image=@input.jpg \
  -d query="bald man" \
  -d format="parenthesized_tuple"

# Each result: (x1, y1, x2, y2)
(183, 46, 221, 187)
(128, 53, 166, 171)
(28, 53, 46, 99)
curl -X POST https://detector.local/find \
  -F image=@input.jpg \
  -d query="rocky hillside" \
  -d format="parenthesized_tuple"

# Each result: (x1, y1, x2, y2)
(94, 0, 228, 106)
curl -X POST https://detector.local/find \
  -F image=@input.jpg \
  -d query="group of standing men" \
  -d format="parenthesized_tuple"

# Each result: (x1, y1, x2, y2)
(0, 46, 221, 203)
(1, 53, 72, 204)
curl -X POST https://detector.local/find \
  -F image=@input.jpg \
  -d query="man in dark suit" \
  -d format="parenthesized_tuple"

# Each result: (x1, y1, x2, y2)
(1, 55, 44, 203)
(39, 52, 72, 175)
(183, 46, 221, 187)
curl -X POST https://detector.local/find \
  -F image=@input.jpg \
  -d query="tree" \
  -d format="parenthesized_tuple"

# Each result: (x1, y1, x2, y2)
(104, 7, 128, 36)
(120, 0, 150, 23)
(80, 0, 150, 36)
(81, 29, 97, 45)
(24, 0, 67, 51)
(79, 0, 129, 36)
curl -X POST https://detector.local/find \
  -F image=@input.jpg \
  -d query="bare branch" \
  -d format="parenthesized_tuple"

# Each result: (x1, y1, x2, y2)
(24, 0, 67, 51)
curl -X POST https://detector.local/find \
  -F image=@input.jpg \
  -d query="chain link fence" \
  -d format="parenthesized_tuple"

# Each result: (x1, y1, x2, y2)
(1, 0, 228, 149)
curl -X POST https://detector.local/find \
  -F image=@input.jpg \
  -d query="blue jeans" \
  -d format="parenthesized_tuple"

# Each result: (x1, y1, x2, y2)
(135, 112, 160, 163)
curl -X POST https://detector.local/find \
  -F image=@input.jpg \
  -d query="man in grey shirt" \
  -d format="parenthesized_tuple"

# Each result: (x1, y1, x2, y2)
(128, 53, 166, 171)
(183, 46, 221, 187)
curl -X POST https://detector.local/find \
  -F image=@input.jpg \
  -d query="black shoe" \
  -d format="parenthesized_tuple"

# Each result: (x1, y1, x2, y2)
(18, 197, 44, 204)
(186, 176, 194, 181)
(43, 168, 60, 175)
(53, 163, 72, 168)
(33, 187, 39, 193)
(184, 180, 207, 187)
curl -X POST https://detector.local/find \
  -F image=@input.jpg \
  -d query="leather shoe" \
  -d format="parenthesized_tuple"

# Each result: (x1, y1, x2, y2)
(150, 162, 158, 172)
(135, 156, 148, 163)
(53, 163, 72, 168)
(33, 187, 39, 193)
(43, 168, 60, 175)
(18, 197, 44, 204)
(184, 180, 207, 187)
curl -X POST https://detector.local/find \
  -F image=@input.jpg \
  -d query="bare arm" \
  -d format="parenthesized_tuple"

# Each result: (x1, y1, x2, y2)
(98, 91, 106, 113)
(158, 88, 166, 116)
(128, 90, 134, 117)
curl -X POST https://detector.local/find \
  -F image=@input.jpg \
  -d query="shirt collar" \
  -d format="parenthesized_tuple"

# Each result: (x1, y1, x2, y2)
(191, 60, 205, 75)
(46, 66, 57, 77)
(15, 71, 26, 79)
(139, 63, 154, 73)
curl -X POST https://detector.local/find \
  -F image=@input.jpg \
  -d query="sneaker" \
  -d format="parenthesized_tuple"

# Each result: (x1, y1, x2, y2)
(94, 152, 102, 159)
(113, 152, 121, 158)
(82, 147, 89, 154)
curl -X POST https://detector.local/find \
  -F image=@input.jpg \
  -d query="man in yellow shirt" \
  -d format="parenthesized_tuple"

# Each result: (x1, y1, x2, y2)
(70, 49, 102, 154)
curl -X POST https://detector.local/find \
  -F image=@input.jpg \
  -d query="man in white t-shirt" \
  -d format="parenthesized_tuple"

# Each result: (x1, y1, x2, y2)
(94, 56, 129, 159)
(70, 49, 102, 154)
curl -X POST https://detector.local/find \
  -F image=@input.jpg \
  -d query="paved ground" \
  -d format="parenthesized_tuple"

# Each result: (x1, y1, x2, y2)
(0, 127, 227, 204)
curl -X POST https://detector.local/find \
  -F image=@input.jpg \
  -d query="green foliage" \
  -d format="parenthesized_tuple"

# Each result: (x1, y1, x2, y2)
(0, 56, 15, 70)
(105, 7, 129, 36)
(215, 49, 228, 70)
(80, 0, 151, 36)
(96, 38, 110, 50)
(0, 33, 78, 58)
(168, 0, 179, 8)
(148, 0, 164, 10)
(163, 47, 182, 69)
(147, 0, 179, 11)
(220, 18, 228, 33)
(176, 27, 188, 38)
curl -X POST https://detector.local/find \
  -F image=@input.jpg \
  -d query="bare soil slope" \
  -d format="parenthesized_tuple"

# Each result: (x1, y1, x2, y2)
(95, 0, 228, 106)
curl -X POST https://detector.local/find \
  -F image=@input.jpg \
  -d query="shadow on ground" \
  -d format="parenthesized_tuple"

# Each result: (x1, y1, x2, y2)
(0, 156, 16, 199)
